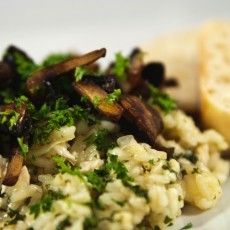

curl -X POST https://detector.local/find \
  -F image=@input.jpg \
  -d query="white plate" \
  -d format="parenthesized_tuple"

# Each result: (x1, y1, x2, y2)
(0, 1, 229, 229)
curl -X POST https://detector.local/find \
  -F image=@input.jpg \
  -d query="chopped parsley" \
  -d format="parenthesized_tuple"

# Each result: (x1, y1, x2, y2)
(42, 53, 71, 67)
(7, 208, 25, 224)
(32, 98, 96, 144)
(112, 199, 126, 207)
(174, 151, 198, 164)
(84, 129, 115, 152)
(84, 171, 106, 193)
(53, 156, 83, 179)
(149, 159, 155, 165)
(164, 215, 173, 226)
(180, 222, 193, 230)
(30, 190, 65, 217)
(0, 110, 20, 130)
(81, 95, 89, 103)
(192, 167, 201, 174)
(84, 216, 98, 229)
(106, 89, 121, 104)
(107, 154, 133, 183)
(112, 52, 130, 81)
(74, 66, 87, 82)
(148, 84, 177, 113)
(3, 47, 39, 81)
(92, 96, 102, 108)
(54, 156, 105, 192)
(17, 137, 29, 157)
(56, 217, 71, 230)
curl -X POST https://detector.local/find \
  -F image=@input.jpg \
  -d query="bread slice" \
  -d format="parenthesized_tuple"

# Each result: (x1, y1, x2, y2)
(141, 31, 199, 113)
(199, 21, 230, 142)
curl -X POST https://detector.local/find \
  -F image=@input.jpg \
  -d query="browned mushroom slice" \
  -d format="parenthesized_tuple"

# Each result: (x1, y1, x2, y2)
(127, 48, 144, 91)
(26, 48, 106, 95)
(0, 62, 14, 88)
(73, 81, 123, 121)
(3, 149, 23, 186)
(120, 95, 163, 145)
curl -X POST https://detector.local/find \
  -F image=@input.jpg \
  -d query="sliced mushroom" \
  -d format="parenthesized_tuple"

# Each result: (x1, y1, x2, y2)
(73, 81, 123, 121)
(120, 95, 163, 145)
(3, 149, 23, 186)
(141, 62, 165, 87)
(221, 149, 230, 160)
(127, 48, 144, 91)
(0, 62, 14, 88)
(26, 48, 106, 95)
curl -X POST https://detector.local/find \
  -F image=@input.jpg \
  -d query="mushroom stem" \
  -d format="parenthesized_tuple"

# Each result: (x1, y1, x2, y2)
(120, 95, 163, 145)
(73, 81, 123, 121)
(3, 149, 23, 186)
(26, 48, 106, 95)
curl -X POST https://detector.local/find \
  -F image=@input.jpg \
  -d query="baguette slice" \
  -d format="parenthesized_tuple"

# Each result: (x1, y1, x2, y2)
(141, 31, 199, 113)
(199, 21, 230, 142)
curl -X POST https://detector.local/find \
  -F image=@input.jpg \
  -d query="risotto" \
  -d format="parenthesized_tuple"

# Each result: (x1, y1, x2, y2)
(0, 46, 229, 229)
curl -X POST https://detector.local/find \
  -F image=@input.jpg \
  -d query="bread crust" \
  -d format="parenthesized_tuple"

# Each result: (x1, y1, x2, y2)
(199, 21, 230, 142)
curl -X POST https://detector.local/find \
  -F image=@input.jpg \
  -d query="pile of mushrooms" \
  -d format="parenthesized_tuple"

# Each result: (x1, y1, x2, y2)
(0, 47, 167, 185)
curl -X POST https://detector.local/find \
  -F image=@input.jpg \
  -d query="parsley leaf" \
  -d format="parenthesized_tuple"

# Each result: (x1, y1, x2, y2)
(148, 84, 177, 113)
(164, 215, 173, 225)
(53, 156, 83, 179)
(30, 190, 65, 218)
(32, 98, 96, 144)
(56, 217, 71, 230)
(42, 53, 71, 67)
(84, 171, 106, 193)
(112, 52, 129, 81)
(3, 47, 39, 81)
(180, 222, 193, 230)
(107, 154, 133, 183)
(174, 151, 198, 164)
(74, 66, 88, 82)
(92, 96, 102, 108)
(17, 137, 29, 157)
(84, 129, 115, 152)
(0, 110, 20, 130)
(7, 208, 25, 224)
(106, 89, 121, 104)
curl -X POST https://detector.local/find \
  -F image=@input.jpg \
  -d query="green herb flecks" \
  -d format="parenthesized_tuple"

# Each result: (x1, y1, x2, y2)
(0, 110, 20, 130)
(0, 89, 14, 104)
(174, 151, 198, 165)
(112, 52, 130, 81)
(84, 171, 106, 193)
(7, 208, 25, 225)
(192, 167, 201, 174)
(84, 129, 115, 152)
(3, 48, 39, 81)
(107, 154, 133, 183)
(106, 89, 121, 104)
(32, 98, 96, 144)
(164, 215, 173, 226)
(92, 96, 102, 108)
(30, 190, 65, 218)
(148, 84, 177, 113)
(53, 156, 83, 179)
(74, 66, 88, 82)
(17, 137, 29, 157)
(56, 217, 71, 230)
(180, 222, 193, 230)
(42, 53, 71, 67)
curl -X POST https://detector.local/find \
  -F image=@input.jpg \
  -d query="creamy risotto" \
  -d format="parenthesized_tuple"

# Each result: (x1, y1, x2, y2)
(0, 46, 229, 229)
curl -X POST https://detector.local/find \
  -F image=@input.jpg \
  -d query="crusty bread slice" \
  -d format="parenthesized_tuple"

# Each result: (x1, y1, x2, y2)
(141, 31, 199, 113)
(199, 21, 230, 142)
